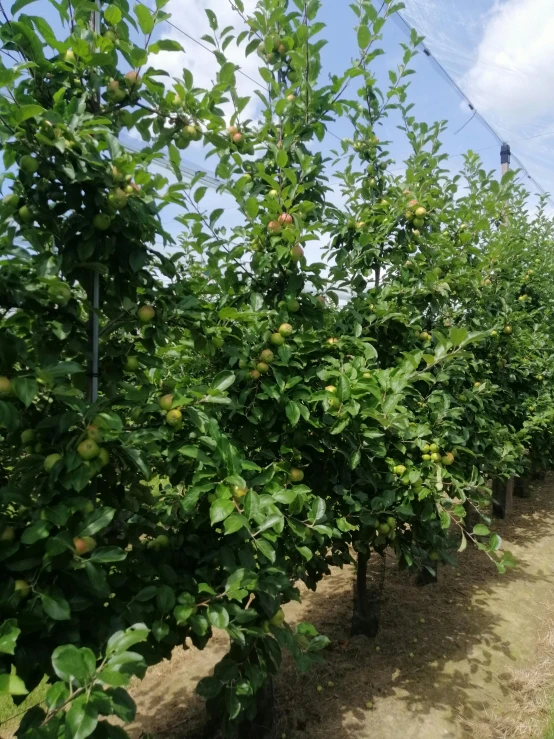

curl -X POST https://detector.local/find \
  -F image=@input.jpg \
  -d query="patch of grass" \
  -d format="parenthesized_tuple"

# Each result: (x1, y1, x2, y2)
(0, 678, 47, 736)
(545, 705, 554, 739)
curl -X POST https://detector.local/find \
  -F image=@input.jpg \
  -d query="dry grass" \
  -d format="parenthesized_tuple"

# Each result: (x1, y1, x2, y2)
(462, 601, 554, 739)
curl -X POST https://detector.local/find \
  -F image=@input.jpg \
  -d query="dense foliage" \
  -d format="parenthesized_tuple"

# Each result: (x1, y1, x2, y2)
(1, 0, 554, 736)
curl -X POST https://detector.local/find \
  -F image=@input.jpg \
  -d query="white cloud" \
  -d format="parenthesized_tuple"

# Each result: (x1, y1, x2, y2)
(463, 0, 554, 127)
(151, 0, 263, 121)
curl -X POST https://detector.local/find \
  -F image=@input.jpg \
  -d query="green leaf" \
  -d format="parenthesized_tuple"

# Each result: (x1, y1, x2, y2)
(78, 507, 115, 537)
(41, 593, 71, 621)
(449, 327, 468, 347)
(66, 694, 98, 739)
(11, 0, 38, 14)
(0, 619, 20, 655)
(149, 39, 184, 53)
(104, 5, 122, 24)
(210, 499, 234, 525)
(473, 524, 490, 536)
(12, 377, 37, 407)
(107, 687, 136, 722)
(89, 547, 127, 564)
(156, 585, 176, 613)
(46, 682, 69, 710)
(224, 512, 247, 534)
(52, 645, 96, 682)
(208, 604, 229, 630)
(357, 24, 371, 48)
(106, 624, 149, 655)
(286, 401, 301, 427)
(245, 197, 259, 219)
(211, 371, 235, 392)
(0, 673, 28, 695)
(14, 104, 44, 123)
(21, 520, 50, 545)
(135, 3, 155, 34)
(337, 374, 351, 402)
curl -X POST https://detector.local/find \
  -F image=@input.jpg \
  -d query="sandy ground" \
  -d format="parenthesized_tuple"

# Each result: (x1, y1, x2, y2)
(125, 478, 554, 738)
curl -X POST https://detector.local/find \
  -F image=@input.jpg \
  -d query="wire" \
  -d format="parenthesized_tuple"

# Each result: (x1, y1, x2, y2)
(454, 109, 476, 135)
(395, 11, 554, 205)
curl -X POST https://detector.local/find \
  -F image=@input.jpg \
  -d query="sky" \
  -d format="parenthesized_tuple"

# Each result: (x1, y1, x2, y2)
(7, 0, 554, 259)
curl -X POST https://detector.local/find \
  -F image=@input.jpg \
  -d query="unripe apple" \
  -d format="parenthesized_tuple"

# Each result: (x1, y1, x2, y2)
(270, 333, 285, 346)
(125, 355, 139, 371)
(260, 349, 274, 363)
(250, 369, 261, 380)
(108, 188, 128, 210)
(20, 155, 38, 174)
(97, 448, 110, 467)
(503, 325, 512, 334)
(414, 206, 427, 218)
(232, 485, 248, 498)
(290, 244, 304, 262)
(279, 323, 293, 337)
(124, 70, 141, 87)
(325, 385, 337, 394)
(0, 526, 15, 542)
(92, 213, 111, 230)
(268, 189, 279, 198)
(238, 359, 248, 370)
(19, 205, 34, 223)
(166, 409, 182, 427)
(256, 361, 270, 373)
(269, 608, 285, 627)
(44, 453, 62, 471)
(286, 94, 295, 102)
(430, 452, 442, 462)
(64, 49, 75, 63)
(3, 193, 19, 209)
(14, 579, 30, 598)
(278, 212, 293, 226)
(0, 376, 12, 395)
(287, 298, 300, 313)
(86, 425, 103, 442)
(78, 439, 100, 460)
(137, 304, 155, 323)
(232, 132, 244, 145)
(442, 452, 455, 465)
(74, 536, 96, 555)
(288, 468, 304, 482)
(160, 394, 174, 411)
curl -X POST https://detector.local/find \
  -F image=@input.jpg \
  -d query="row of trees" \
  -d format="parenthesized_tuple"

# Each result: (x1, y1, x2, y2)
(1, 0, 554, 736)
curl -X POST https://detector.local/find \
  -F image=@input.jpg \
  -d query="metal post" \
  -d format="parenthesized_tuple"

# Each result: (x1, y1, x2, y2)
(88, 1, 101, 404)
(501, 142, 511, 177)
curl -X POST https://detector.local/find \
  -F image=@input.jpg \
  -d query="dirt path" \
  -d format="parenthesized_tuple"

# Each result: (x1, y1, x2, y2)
(128, 478, 554, 739)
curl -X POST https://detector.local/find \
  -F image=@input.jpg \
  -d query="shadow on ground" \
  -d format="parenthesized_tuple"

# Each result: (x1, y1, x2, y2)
(129, 477, 554, 739)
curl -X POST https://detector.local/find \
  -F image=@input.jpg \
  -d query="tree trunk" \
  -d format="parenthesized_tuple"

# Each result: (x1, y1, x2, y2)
(351, 550, 384, 637)
(417, 565, 438, 586)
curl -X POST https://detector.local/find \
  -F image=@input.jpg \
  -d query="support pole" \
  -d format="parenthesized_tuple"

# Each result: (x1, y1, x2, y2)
(88, 1, 101, 405)
(500, 142, 511, 177)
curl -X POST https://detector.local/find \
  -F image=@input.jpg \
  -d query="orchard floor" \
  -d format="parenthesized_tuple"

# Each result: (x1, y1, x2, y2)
(127, 478, 554, 739)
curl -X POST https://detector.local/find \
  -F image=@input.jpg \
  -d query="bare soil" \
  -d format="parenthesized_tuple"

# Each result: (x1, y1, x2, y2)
(128, 477, 554, 739)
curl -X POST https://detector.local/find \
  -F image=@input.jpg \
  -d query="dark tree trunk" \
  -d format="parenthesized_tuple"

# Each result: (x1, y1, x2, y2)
(351, 550, 384, 637)
(514, 476, 531, 498)
(417, 565, 438, 586)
